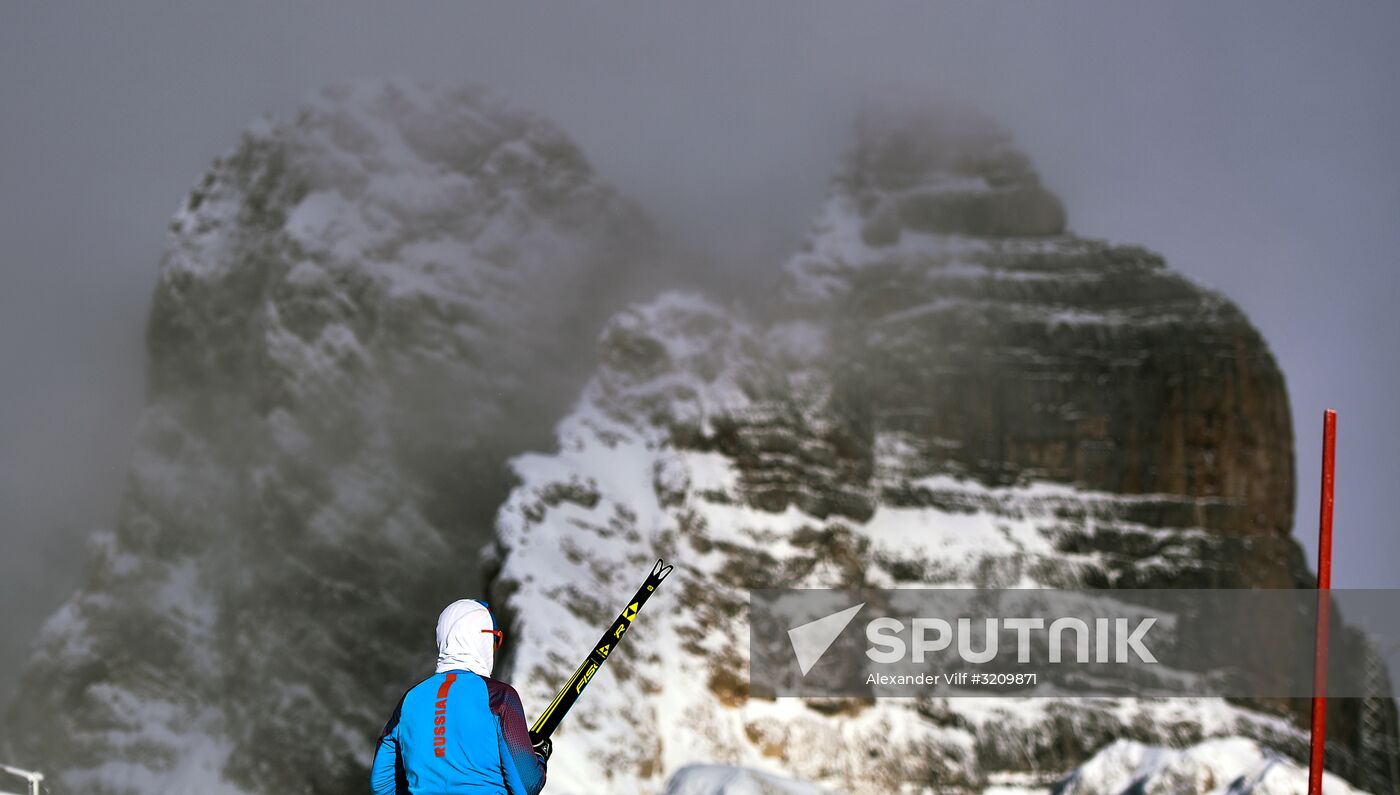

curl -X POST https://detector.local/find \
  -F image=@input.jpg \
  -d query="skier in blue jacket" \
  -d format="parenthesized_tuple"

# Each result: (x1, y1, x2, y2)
(371, 599, 549, 795)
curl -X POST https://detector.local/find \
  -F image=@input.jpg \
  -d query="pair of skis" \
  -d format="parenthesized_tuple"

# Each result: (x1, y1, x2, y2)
(528, 559, 674, 744)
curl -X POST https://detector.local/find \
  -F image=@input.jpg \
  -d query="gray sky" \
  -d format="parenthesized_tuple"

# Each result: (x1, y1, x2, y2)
(1, 2, 1397, 698)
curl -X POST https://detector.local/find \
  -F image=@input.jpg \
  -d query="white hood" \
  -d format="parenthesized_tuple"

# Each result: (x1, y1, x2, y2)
(435, 599, 496, 676)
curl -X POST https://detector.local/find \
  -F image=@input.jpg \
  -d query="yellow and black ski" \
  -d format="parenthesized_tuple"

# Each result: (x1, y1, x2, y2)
(528, 559, 673, 743)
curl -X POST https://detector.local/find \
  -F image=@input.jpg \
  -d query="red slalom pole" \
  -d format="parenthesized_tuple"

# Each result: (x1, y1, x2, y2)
(1307, 409, 1337, 795)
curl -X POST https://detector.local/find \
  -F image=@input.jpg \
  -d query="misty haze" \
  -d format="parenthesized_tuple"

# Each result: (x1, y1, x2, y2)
(1, 4, 1398, 795)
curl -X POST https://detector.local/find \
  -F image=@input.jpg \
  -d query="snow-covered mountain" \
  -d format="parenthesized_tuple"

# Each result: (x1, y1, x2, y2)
(489, 111, 1387, 793)
(4, 81, 657, 794)
(4, 89, 1389, 794)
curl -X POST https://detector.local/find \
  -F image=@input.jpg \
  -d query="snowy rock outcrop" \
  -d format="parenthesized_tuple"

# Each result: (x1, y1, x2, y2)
(4, 82, 655, 794)
(489, 112, 1384, 793)
(490, 293, 1319, 793)
(665, 764, 836, 795)
(1054, 738, 1365, 795)
(779, 109, 1298, 558)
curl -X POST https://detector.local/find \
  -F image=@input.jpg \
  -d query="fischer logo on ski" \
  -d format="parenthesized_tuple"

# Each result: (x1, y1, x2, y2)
(528, 559, 673, 744)
(575, 663, 598, 693)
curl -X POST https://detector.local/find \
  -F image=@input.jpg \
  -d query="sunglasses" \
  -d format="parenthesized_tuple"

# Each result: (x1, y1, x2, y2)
(481, 628, 504, 651)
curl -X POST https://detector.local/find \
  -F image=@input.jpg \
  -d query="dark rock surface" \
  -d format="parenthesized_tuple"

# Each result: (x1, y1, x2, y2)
(782, 109, 1298, 569)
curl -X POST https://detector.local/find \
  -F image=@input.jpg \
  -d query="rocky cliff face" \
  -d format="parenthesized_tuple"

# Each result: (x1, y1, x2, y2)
(779, 110, 1298, 562)
(488, 112, 1375, 793)
(5, 82, 656, 794)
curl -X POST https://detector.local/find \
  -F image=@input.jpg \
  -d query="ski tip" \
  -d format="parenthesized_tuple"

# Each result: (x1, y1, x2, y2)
(652, 558, 674, 582)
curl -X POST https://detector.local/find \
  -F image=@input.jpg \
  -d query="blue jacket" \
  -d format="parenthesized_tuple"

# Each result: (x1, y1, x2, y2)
(371, 670, 547, 795)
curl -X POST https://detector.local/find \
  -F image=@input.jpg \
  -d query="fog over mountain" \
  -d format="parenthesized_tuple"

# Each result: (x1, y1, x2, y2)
(0, 2, 1398, 788)
(4, 76, 1394, 794)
